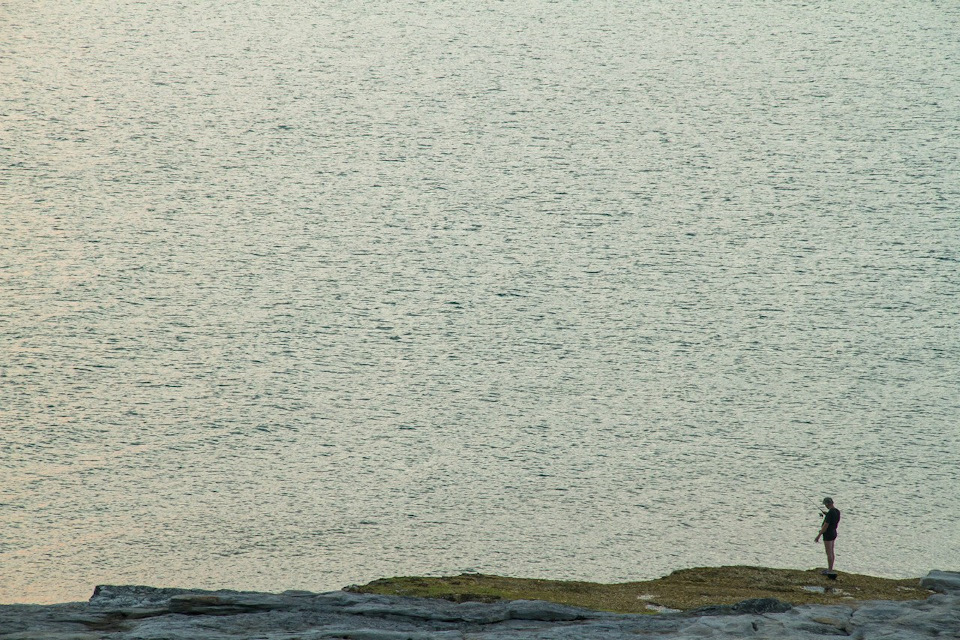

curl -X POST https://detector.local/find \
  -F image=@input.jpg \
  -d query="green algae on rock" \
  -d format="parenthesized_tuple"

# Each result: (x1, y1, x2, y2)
(347, 566, 932, 613)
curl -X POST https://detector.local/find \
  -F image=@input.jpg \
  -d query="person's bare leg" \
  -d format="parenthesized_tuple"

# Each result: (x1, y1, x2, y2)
(824, 539, 835, 571)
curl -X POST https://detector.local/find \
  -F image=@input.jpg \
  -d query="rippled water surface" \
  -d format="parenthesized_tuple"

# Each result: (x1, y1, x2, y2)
(2, 0, 959, 604)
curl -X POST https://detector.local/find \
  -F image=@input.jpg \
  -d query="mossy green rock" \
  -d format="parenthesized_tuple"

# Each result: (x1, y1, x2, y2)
(348, 565, 931, 613)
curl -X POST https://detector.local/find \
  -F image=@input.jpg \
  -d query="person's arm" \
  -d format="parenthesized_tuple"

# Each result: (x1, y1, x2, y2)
(815, 519, 828, 542)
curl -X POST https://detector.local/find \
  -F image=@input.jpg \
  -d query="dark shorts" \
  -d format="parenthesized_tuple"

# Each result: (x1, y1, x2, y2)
(823, 531, 837, 542)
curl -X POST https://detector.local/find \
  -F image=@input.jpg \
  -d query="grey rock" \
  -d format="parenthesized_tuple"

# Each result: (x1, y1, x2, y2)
(2, 575, 959, 640)
(0, 634, 103, 640)
(504, 599, 596, 621)
(90, 585, 228, 608)
(850, 600, 917, 625)
(686, 597, 793, 617)
(672, 615, 761, 636)
(166, 592, 308, 615)
(919, 570, 960, 594)
(311, 630, 463, 640)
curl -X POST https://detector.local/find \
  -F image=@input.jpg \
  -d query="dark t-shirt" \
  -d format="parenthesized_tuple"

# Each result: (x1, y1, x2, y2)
(823, 508, 840, 540)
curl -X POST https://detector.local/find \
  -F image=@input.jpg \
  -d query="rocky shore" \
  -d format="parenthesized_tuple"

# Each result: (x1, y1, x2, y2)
(1, 571, 957, 639)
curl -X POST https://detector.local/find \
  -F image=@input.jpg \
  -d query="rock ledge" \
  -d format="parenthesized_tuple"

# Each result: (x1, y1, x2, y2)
(1, 571, 957, 639)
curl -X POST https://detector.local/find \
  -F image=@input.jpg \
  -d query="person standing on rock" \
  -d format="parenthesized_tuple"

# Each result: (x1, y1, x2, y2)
(815, 497, 841, 572)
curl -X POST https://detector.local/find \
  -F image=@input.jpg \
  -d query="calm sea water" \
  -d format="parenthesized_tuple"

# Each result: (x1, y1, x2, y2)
(2, 0, 959, 604)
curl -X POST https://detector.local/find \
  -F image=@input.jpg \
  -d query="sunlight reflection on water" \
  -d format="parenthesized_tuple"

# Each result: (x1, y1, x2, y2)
(2, 0, 958, 604)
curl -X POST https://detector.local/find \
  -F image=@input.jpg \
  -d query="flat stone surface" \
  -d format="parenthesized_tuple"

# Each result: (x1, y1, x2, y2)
(0, 570, 956, 640)
(919, 570, 960, 594)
